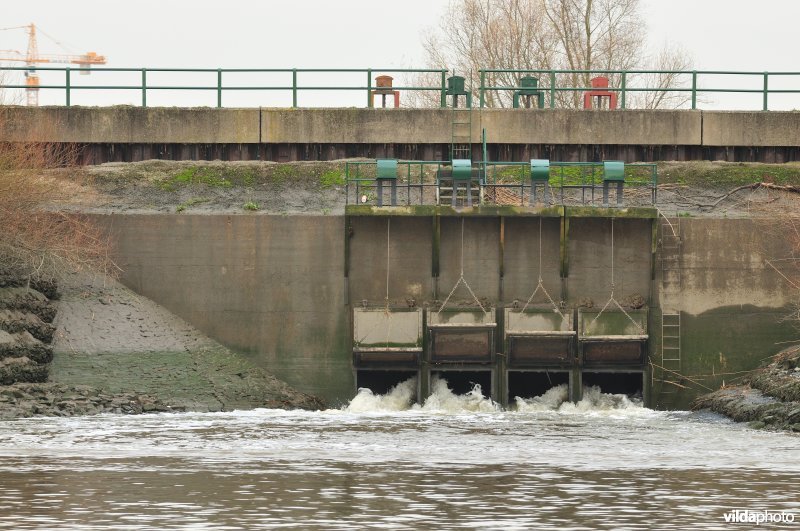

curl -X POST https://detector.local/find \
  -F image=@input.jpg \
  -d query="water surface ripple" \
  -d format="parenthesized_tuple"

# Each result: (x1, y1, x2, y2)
(0, 388, 797, 529)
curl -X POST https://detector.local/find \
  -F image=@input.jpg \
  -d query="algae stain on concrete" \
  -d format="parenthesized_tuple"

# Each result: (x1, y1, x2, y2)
(652, 304, 798, 410)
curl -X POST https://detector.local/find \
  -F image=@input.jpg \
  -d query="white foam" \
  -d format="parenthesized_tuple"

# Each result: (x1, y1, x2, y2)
(342, 378, 651, 417)
(344, 377, 417, 413)
(515, 384, 652, 417)
(560, 385, 646, 415)
(513, 383, 570, 412)
(418, 376, 500, 413)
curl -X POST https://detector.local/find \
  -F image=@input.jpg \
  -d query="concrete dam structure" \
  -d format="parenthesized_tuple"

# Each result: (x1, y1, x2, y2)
(98, 206, 794, 409)
(4, 105, 798, 408)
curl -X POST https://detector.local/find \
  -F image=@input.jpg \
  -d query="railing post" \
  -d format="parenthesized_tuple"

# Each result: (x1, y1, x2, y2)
(620, 71, 626, 109)
(691, 70, 697, 110)
(479, 70, 485, 108)
(367, 68, 373, 108)
(549, 70, 556, 109)
(217, 68, 222, 108)
(292, 68, 298, 108)
(763, 72, 769, 111)
(65, 67, 71, 107)
(440, 70, 447, 108)
(141, 68, 147, 107)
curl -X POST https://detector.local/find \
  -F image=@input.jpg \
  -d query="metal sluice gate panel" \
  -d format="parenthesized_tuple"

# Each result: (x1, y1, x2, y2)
(581, 339, 646, 365)
(352, 308, 423, 368)
(577, 308, 649, 367)
(427, 309, 496, 364)
(504, 308, 576, 368)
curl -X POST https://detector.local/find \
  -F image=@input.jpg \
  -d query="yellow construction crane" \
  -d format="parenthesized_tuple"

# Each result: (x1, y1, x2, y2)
(0, 23, 106, 106)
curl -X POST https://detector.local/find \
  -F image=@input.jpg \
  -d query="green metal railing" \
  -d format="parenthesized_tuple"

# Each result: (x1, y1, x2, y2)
(0, 66, 449, 108)
(1, 65, 798, 110)
(479, 69, 800, 111)
(345, 160, 446, 205)
(483, 161, 658, 205)
(346, 160, 658, 206)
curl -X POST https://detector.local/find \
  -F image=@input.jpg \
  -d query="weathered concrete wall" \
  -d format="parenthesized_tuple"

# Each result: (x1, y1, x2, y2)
(97, 214, 351, 403)
(479, 109, 701, 145)
(702, 111, 800, 146)
(347, 216, 433, 304)
(261, 109, 452, 144)
(502, 217, 561, 303)
(2, 107, 260, 144)
(5, 107, 798, 148)
(96, 212, 796, 408)
(567, 217, 652, 305)
(653, 217, 797, 409)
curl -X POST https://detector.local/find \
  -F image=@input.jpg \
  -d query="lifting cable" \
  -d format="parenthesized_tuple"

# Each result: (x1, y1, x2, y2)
(437, 217, 489, 316)
(355, 217, 394, 348)
(520, 217, 566, 322)
(384, 217, 393, 346)
(587, 217, 646, 334)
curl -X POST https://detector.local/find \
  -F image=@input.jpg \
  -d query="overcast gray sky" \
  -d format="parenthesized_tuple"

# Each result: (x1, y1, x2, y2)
(1, 0, 798, 108)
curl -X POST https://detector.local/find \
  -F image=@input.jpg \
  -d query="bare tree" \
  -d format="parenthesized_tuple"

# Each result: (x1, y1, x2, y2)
(413, 0, 693, 109)
(627, 43, 694, 109)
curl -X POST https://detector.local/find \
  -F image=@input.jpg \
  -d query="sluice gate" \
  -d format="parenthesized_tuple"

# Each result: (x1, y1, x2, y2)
(352, 306, 649, 406)
(346, 205, 657, 406)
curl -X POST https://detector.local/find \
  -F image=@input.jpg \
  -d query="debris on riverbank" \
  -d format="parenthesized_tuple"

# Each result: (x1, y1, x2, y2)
(692, 346, 800, 432)
(0, 382, 172, 419)
(0, 269, 58, 387)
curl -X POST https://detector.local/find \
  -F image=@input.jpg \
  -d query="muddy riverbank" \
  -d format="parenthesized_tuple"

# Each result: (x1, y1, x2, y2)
(0, 269, 324, 419)
(693, 346, 800, 432)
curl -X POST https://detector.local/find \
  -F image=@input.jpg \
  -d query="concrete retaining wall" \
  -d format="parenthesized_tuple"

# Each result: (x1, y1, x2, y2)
(95, 212, 796, 407)
(4, 107, 798, 148)
(98, 214, 351, 402)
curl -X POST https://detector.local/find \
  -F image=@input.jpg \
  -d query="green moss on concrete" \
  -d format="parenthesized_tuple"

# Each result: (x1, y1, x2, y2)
(652, 305, 798, 410)
(565, 206, 657, 218)
(344, 204, 564, 217)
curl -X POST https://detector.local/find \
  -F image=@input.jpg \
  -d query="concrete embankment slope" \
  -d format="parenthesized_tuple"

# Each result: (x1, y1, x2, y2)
(0, 265, 323, 419)
(50, 272, 324, 412)
(3, 107, 800, 162)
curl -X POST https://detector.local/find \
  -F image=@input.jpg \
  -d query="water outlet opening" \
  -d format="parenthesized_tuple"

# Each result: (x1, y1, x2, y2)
(582, 371, 644, 397)
(508, 371, 570, 401)
(356, 370, 417, 396)
(432, 370, 492, 398)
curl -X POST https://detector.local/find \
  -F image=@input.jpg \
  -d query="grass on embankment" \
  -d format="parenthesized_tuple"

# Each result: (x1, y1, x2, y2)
(85, 159, 800, 192)
(657, 161, 800, 187)
(88, 160, 347, 191)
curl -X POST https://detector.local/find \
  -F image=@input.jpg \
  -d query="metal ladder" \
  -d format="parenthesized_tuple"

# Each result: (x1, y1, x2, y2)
(440, 103, 478, 205)
(659, 216, 682, 395)
(660, 217, 682, 290)
(450, 105, 472, 161)
(661, 312, 682, 392)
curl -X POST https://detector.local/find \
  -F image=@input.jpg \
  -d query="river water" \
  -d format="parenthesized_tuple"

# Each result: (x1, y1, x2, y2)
(0, 378, 798, 530)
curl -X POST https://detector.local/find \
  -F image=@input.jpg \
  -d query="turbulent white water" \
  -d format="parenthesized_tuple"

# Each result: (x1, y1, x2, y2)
(0, 377, 798, 530)
(344, 377, 644, 416)
(345, 376, 499, 413)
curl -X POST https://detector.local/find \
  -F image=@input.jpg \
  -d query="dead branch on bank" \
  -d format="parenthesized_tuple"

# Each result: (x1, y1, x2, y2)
(707, 182, 800, 209)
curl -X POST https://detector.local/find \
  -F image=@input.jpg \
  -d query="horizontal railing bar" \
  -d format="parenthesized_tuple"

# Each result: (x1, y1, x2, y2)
(0, 66, 447, 73)
(0, 84, 445, 91)
(480, 69, 800, 75)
